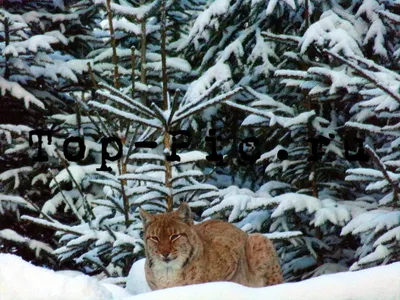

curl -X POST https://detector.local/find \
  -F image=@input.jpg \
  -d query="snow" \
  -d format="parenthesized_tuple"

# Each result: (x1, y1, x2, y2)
(102, 283, 133, 299)
(341, 210, 400, 235)
(355, 244, 390, 269)
(94, 0, 159, 21)
(359, 94, 399, 112)
(31, 61, 79, 83)
(3, 35, 59, 56)
(283, 110, 316, 127)
(52, 0, 64, 9)
(0, 124, 32, 144)
(264, 231, 303, 240)
(266, 0, 296, 16)
(305, 263, 348, 278)
(241, 114, 268, 126)
(0, 229, 53, 257)
(126, 258, 152, 295)
(88, 101, 162, 129)
(364, 18, 388, 59)
(246, 86, 293, 114)
(312, 199, 352, 227)
(172, 151, 208, 164)
(345, 121, 382, 133)
(50, 165, 114, 189)
(0, 167, 33, 190)
(0, 254, 112, 300)
(300, 10, 363, 56)
(182, 0, 230, 50)
(173, 183, 218, 196)
(266, 0, 279, 15)
(104, 18, 142, 35)
(174, 88, 242, 124)
(183, 62, 232, 103)
(0, 77, 44, 109)
(147, 57, 191, 73)
(307, 67, 355, 95)
(247, 30, 278, 76)
(125, 260, 400, 300)
(0, 194, 35, 211)
(22, 10, 79, 24)
(94, 48, 132, 62)
(1, 254, 400, 300)
(217, 38, 244, 66)
(271, 193, 322, 217)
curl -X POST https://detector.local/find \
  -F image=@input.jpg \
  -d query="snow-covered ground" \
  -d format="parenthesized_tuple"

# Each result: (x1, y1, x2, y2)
(0, 254, 399, 300)
(0, 254, 126, 300)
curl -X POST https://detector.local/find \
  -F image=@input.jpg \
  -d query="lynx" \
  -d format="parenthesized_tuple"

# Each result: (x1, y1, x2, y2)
(139, 203, 283, 290)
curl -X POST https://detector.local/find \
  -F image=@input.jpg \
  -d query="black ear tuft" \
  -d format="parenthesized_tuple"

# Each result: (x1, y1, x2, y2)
(176, 202, 193, 225)
(139, 208, 154, 228)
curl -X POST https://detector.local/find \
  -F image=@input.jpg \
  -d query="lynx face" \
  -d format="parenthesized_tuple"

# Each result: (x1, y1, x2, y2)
(140, 204, 195, 268)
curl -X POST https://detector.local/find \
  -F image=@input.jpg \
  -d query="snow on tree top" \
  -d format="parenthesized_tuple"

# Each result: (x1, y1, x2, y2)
(266, 0, 296, 16)
(312, 199, 352, 227)
(342, 210, 400, 236)
(94, 0, 160, 21)
(0, 194, 35, 211)
(184, 62, 232, 103)
(22, 10, 78, 24)
(300, 10, 363, 56)
(102, 18, 142, 35)
(364, 18, 388, 59)
(50, 165, 118, 188)
(147, 57, 191, 73)
(271, 193, 322, 218)
(246, 87, 294, 114)
(373, 226, 400, 248)
(182, 0, 230, 50)
(352, 244, 390, 270)
(0, 77, 44, 109)
(171, 151, 208, 164)
(4, 35, 60, 56)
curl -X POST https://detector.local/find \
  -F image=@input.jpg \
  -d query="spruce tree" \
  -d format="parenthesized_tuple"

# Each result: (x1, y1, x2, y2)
(0, 0, 101, 267)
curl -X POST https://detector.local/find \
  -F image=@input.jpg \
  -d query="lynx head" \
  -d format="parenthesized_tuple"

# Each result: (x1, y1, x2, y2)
(139, 203, 200, 267)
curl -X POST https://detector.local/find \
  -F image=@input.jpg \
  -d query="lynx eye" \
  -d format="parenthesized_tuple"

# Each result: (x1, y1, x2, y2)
(149, 236, 159, 243)
(170, 234, 181, 242)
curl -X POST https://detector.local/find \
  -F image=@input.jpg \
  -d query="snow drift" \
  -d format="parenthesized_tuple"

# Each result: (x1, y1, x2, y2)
(0, 254, 399, 300)
(0, 254, 116, 300)
(126, 259, 400, 300)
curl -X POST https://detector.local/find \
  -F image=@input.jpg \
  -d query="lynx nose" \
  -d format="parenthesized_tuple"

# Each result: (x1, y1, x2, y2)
(160, 252, 172, 262)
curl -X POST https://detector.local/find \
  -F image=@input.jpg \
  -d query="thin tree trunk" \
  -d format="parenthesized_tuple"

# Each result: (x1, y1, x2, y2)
(105, 0, 129, 225)
(163, 131, 173, 212)
(306, 96, 323, 267)
(365, 146, 399, 208)
(161, 0, 168, 109)
(160, 0, 173, 211)
(4, 17, 10, 79)
(131, 47, 136, 100)
(105, 0, 120, 89)
(140, 0, 148, 106)
(304, 0, 310, 30)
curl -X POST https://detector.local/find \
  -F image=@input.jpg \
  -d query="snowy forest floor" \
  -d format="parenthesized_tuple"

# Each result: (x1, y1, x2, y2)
(1, 254, 399, 300)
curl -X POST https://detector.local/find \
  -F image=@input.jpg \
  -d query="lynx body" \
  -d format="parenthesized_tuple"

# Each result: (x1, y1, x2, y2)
(139, 203, 283, 290)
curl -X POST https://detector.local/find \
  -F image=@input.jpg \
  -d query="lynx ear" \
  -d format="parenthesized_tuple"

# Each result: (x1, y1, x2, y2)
(176, 202, 193, 225)
(139, 208, 154, 228)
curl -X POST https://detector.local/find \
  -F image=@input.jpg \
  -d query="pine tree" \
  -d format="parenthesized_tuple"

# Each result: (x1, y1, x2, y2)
(194, 0, 400, 280)
(255, 0, 400, 276)
(19, 0, 242, 278)
(0, 0, 101, 266)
